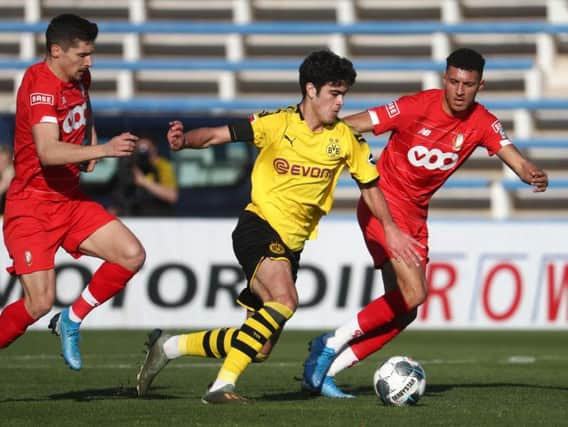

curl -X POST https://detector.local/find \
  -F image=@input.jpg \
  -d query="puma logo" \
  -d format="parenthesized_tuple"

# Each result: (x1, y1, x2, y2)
(284, 134, 295, 146)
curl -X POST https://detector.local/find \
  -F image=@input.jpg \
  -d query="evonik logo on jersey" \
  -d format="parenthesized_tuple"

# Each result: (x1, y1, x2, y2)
(62, 102, 87, 134)
(273, 158, 334, 179)
(407, 146, 459, 171)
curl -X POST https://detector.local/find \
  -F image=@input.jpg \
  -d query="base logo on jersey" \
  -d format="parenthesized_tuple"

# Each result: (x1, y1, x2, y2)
(491, 120, 509, 140)
(386, 101, 400, 118)
(326, 139, 341, 158)
(452, 133, 464, 151)
(269, 242, 285, 255)
(30, 93, 54, 106)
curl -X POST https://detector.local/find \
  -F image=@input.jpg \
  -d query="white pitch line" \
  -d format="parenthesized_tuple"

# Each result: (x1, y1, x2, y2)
(2, 356, 567, 370)
(0, 360, 300, 369)
(419, 359, 479, 365)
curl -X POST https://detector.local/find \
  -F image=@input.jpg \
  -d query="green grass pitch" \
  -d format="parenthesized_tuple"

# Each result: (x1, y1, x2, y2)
(1, 330, 567, 426)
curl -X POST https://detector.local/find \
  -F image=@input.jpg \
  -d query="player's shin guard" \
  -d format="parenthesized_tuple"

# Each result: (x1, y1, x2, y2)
(0, 299, 35, 348)
(356, 289, 408, 333)
(216, 302, 293, 385)
(70, 262, 135, 321)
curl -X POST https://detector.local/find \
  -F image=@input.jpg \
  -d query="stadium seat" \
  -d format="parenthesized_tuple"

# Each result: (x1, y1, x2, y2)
(0, 0, 567, 219)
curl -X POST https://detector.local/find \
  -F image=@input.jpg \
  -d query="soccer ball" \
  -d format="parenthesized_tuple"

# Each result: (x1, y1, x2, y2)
(373, 356, 426, 406)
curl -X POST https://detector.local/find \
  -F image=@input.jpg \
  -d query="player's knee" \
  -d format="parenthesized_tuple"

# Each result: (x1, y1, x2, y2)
(411, 285, 428, 308)
(272, 293, 298, 313)
(27, 295, 54, 318)
(401, 278, 428, 309)
(121, 242, 146, 272)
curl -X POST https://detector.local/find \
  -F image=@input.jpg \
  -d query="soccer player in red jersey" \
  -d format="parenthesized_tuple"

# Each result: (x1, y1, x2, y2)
(0, 14, 145, 370)
(302, 48, 549, 398)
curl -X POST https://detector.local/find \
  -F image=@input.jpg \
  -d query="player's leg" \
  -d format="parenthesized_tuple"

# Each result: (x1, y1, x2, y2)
(169, 318, 280, 362)
(137, 280, 281, 397)
(306, 267, 425, 393)
(347, 260, 425, 341)
(338, 260, 420, 362)
(169, 289, 278, 362)
(314, 247, 427, 397)
(49, 202, 145, 369)
(1, 202, 58, 349)
(70, 219, 144, 316)
(200, 211, 298, 403)
(203, 257, 295, 403)
(0, 270, 55, 348)
(137, 312, 281, 397)
(332, 309, 417, 371)
(136, 326, 239, 397)
(303, 198, 427, 391)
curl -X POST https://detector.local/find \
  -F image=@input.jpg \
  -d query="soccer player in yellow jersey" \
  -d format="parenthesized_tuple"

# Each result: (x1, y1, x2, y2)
(136, 50, 423, 403)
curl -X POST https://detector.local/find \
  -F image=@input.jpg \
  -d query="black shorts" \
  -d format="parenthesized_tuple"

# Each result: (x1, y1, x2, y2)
(232, 210, 301, 311)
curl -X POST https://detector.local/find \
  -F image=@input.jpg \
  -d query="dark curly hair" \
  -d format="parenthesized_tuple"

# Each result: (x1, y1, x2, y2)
(299, 50, 356, 97)
(446, 48, 485, 78)
(45, 13, 98, 52)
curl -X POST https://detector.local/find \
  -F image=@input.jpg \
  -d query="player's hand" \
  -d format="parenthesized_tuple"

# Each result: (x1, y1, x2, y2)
(528, 167, 548, 192)
(167, 121, 186, 151)
(383, 223, 425, 267)
(105, 132, 138, 157)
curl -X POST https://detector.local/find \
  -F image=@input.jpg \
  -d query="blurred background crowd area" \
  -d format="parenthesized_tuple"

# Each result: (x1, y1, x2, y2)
(0, 0, 567, 218)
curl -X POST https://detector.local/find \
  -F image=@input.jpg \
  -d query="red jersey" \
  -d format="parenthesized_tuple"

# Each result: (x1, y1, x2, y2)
(7, 61, 91, 201)
(368, 89, 510, 213)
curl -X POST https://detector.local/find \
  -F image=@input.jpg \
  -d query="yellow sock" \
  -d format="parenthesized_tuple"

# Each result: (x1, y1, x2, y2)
(178, 327, 238, 358)
(216, 302, 293, 384)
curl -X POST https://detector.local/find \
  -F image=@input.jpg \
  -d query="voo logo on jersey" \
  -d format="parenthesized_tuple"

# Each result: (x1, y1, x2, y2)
(62, 102, 87, 134)
(407, 146, 458, 171)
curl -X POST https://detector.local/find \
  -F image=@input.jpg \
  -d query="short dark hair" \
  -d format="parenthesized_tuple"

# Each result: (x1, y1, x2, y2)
(446, 48, 485, 77)
(299, 50, 356, 97)
(45, 13, 98, 52)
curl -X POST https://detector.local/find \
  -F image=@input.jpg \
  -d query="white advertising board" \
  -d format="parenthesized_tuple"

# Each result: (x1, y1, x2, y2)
(1, 218, 567, 330)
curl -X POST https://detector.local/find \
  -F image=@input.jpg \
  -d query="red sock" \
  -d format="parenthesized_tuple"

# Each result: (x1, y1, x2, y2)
(0, 299, 35, 349)
(350, 312, 415, 361)
(356, 289, 409, 333)
(70, 262, 135, 320)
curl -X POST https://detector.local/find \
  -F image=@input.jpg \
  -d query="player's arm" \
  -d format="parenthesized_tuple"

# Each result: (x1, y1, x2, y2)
(33, 122, 137, 166)
(167, 119, 254, 151)
(496, 144, 548, 192)
(358, 181, 424, 266)
(343, 110, 375, 133)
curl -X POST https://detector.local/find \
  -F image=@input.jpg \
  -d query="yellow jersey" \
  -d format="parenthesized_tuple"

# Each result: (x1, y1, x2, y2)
(245, 105, 379, 251)
(147, 156, 177, 190)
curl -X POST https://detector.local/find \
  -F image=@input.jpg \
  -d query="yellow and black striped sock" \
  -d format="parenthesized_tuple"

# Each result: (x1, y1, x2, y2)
(216, 301, 293, 384)
(178, 327, 238, 359)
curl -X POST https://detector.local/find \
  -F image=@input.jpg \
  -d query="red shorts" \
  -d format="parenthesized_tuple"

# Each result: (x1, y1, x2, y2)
(2, 195, 115, 275)
(357, 196, 429, 269)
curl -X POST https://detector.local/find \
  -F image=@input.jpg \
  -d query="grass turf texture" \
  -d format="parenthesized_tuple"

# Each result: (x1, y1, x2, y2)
(0, 330, 567, 426)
